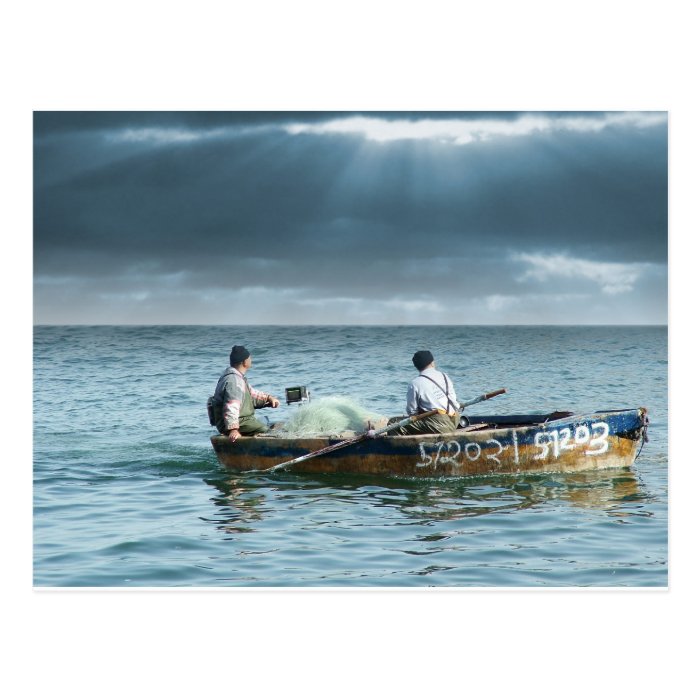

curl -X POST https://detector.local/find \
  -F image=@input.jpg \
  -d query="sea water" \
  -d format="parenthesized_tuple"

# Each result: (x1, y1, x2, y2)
(33, 325, 668, 587)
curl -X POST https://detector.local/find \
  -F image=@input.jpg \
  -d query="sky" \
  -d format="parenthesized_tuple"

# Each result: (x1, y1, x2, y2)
(33, 111, 668, 324)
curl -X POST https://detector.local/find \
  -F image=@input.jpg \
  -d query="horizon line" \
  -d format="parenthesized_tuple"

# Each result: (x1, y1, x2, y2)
(33, 322, 669, 328)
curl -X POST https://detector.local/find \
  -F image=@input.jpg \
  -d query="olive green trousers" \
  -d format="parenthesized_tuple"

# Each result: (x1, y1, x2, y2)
(238, 412, 268, 436)
(392, 413, 459, 435)
(237, 387, 268, 435)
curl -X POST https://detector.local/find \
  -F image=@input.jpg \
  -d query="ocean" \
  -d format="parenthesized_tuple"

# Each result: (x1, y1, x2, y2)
(33, 325, 668, 587)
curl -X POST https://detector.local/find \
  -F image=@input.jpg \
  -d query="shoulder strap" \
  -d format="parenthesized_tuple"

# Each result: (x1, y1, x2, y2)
(420, 372, 460, 413)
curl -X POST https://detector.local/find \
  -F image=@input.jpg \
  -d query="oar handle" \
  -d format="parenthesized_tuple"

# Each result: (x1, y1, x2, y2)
(459, 388, 507, 408)
(482, 388, 506, 401)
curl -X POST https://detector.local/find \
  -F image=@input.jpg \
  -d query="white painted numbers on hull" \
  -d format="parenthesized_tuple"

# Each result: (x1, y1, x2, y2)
(415, 421, 610, 470)
(534, 422, 610, 459)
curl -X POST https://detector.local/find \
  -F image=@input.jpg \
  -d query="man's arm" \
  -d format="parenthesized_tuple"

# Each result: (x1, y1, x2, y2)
(222, 375, 246, 441)
(406, 382, 419, 416)
(250, 385, 280, 409)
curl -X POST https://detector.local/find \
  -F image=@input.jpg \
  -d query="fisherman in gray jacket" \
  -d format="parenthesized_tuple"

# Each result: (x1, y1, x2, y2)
(212, 345, 280, 442)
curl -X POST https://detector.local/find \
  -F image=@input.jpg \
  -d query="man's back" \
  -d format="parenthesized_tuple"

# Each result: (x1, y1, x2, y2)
(407, 366, 458, 415)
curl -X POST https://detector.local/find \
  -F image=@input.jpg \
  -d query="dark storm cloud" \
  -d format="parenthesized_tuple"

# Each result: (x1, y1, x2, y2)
(33, 111, 667, 324)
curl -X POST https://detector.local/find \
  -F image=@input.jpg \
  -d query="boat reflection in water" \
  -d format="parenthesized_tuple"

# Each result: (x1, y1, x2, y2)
(203, 467, 648, 537)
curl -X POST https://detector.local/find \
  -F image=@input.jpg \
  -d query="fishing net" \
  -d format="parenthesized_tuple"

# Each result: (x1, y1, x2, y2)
(276, 396, 387, 437)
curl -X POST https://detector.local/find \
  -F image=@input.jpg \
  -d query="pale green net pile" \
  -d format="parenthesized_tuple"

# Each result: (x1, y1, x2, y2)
(276, 396, 387, 437)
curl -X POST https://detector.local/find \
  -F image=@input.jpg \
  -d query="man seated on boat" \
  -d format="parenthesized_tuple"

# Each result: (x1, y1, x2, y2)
(392, 350, 460, 435)
(212, 345, 280, 442)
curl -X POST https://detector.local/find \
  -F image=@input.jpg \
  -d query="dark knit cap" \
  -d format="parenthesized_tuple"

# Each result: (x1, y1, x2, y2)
(230, 345, 251, 366)
(412, 350, 434, 371)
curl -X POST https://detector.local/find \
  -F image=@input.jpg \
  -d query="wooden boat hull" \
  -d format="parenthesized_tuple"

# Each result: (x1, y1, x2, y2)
(210, 408, 648, 477)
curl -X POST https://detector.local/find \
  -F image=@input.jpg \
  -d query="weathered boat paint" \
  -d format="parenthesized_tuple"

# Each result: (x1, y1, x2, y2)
(210, 408, 648, 477)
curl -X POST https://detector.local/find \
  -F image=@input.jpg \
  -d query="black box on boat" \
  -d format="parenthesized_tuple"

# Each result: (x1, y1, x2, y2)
(285, 386, 310, 405)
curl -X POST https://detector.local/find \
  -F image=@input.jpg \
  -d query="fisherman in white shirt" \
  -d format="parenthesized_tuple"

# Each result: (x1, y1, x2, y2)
(393, 350, 461, 435)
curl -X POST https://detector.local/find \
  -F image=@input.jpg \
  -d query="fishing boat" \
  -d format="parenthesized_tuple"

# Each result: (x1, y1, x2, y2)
(210, 407, 649, 477)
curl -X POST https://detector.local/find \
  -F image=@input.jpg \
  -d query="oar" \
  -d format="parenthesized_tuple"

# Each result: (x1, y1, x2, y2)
(263, 388, 506, 473)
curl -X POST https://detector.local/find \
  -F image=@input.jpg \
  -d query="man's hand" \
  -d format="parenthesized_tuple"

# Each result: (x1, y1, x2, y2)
(228, 428, 241, 443)
(268, 396, 280, 408)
